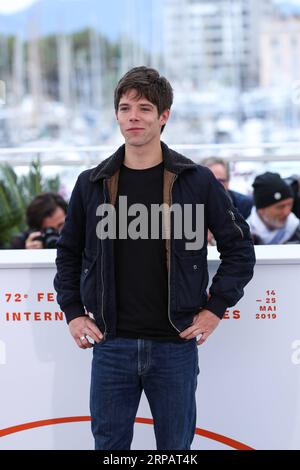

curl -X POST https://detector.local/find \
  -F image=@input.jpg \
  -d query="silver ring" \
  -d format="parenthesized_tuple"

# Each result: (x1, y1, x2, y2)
(79, 335, 86, 341)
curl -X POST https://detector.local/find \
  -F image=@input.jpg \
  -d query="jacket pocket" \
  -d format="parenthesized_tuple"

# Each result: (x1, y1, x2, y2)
(174, 251, 208, 311)
(80, 250, 98, 314)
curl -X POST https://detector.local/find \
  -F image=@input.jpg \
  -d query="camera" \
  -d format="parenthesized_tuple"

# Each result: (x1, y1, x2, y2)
(32, 227, 60, 248)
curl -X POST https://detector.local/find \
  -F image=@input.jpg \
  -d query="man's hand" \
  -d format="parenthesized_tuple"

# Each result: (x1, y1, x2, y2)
(69, 316, 103, 349)
(179, 309, 221, 346)
(25, 231, 43, 249)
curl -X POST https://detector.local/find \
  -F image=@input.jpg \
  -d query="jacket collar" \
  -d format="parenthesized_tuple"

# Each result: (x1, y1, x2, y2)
(89, 141, 197, 182)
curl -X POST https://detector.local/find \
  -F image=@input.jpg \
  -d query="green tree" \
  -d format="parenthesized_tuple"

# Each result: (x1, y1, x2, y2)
(0, 159, 61, 248)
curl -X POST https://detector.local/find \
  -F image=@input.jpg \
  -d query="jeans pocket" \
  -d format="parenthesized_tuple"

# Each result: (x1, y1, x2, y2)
(93, 334, 107, 349)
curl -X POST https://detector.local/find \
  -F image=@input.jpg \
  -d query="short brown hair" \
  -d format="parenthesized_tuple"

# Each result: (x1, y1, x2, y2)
(26, 192, 68, 230)
(114, 66, 173, 133)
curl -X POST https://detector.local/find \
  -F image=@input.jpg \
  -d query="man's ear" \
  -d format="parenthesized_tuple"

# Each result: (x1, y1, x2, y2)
(160, 109, 170, 126)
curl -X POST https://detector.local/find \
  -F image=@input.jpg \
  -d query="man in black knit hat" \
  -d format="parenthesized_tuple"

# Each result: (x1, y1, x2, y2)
(247, 171, 300, 244)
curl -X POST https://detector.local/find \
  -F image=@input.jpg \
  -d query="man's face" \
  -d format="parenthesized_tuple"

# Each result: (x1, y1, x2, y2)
(116, 89, 170, 147)
(208, 163, 229, 191)
(258, 198, 293, 229)
(41, 207, 66, 232)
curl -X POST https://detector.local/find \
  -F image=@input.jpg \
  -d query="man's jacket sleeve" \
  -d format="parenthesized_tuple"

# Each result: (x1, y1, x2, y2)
(204, 169, 256, 319)
(54, 173, 87, 324)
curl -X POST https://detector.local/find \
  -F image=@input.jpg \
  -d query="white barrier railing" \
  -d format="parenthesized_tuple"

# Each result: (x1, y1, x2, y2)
(0, 142, 300, 166)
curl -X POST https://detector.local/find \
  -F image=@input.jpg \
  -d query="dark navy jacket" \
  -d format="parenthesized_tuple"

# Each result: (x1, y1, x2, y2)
(228, 190, 253, 220)
(54, 142, 255, 338)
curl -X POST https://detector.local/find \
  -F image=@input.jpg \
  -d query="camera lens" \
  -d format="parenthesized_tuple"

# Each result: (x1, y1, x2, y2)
(42, 227, 60, 248)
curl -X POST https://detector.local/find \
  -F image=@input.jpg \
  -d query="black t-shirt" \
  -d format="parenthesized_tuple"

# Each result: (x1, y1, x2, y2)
(114, 161, 183, 342)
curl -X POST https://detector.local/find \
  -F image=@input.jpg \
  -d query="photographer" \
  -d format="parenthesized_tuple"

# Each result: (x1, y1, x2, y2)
(10, 192, 68, 249)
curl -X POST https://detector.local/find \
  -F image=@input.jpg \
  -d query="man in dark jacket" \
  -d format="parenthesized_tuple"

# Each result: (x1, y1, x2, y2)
(54, 66, 255, 450)
(11, 192, 67, 249)
(201, 157, 253, 219)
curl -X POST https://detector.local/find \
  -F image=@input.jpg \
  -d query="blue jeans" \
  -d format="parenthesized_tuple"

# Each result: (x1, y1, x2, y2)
(90, 337, 200, 450)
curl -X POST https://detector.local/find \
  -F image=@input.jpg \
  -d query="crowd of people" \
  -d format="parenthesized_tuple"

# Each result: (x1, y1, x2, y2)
(202, 157, 300, 246)
(6, 160, 300, 249)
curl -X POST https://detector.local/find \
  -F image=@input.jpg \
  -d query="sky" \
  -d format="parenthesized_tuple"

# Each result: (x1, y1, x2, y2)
(0, 0, 38, 14)
(274, 0, 300, 5)
(276, 0, 300, 4)
(1, 0, 300, 15)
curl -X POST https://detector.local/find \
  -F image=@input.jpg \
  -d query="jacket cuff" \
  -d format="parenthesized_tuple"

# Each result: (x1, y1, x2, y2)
(204, 295, 228, 319)
(63, 302, 86, 324)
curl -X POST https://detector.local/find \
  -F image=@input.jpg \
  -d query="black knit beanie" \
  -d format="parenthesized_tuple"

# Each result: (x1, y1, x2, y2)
(252, 172, 293, 209)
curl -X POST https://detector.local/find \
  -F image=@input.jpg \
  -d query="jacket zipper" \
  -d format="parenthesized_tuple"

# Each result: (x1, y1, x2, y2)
(228, 209, 244, 239)
(100, 179, 108, 339)
(168, 174, 181, 333)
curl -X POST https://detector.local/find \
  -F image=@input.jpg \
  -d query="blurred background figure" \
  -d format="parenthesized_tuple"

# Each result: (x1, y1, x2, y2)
(202, 157, 253, 219)
(247, 172, 300, 245)
(284, 175, 300, 219)
(10, 192, 67, 249)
